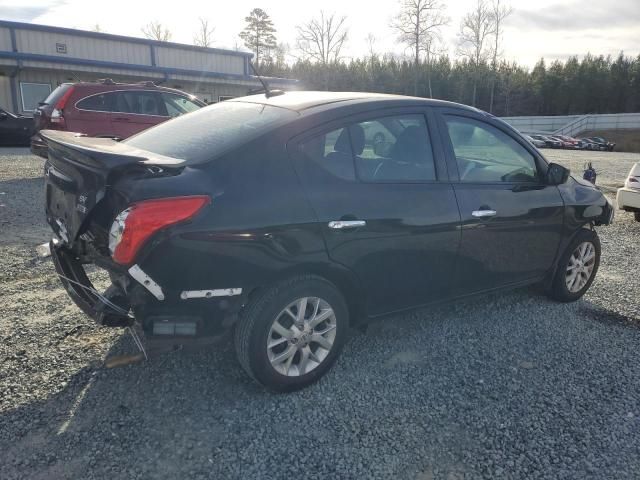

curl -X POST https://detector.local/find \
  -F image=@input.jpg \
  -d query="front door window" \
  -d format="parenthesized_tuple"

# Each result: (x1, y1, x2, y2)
(445, 115, 539, 183)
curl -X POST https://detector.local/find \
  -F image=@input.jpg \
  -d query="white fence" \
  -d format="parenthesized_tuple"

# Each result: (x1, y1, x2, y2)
(500, 113, 640, 136)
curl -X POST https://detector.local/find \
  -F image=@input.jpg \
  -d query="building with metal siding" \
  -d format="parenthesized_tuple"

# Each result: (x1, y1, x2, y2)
(0, 20, 296, 114)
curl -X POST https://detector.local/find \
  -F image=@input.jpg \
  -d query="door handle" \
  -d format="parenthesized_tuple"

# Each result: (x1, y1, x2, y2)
(328, 220, 366, 230)
(471, 209, 497, 218)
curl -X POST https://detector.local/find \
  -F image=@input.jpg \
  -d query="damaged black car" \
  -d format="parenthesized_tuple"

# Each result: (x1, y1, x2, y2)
(41, 91, 614, 391)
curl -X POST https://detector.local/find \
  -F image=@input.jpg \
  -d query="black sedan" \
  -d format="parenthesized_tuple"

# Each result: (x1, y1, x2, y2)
(40, 92, 614, 391)
(0, 107, 34, 146)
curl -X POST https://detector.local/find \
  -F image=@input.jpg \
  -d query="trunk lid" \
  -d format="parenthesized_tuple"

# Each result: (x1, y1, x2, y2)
(42, 130, 184, 243)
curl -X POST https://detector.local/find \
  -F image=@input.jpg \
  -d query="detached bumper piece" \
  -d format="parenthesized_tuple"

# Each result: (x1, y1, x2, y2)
(50, 240, 133, 327)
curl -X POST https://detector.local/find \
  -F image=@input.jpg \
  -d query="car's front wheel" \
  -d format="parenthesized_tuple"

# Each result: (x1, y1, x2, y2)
(548, 229, 601, 302)
(234, 275, 348, 392)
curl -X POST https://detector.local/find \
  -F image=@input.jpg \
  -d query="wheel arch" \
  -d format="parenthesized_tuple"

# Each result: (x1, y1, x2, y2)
(544, 221, 597, 290)
(245, 262, 367, 327)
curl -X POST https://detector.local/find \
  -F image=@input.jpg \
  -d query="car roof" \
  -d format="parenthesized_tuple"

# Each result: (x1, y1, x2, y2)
(229, 90, 481, 114)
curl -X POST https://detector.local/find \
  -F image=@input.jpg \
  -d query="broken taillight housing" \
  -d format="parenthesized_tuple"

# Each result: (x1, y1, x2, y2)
(109, 196, 210, 265)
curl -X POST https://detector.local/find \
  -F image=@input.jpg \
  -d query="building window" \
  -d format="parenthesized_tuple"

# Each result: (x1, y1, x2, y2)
(218, 95, 235, 102)
(20, 82, 52, 112)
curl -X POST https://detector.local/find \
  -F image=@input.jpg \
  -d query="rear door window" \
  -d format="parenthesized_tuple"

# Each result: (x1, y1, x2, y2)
(112, 91, 166, 116)
(299, 127, 356, 181)
(76, 93, 114, 112)
(353, 114, 436, 182)
(160, 93, 202, 117)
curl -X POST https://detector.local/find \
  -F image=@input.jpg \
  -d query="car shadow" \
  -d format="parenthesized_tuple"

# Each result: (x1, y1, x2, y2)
(2, 288, 640, 479)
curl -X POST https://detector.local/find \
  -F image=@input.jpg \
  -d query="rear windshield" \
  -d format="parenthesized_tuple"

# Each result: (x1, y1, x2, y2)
(125, 101, 299, 164)
(42, 84, 73, 106)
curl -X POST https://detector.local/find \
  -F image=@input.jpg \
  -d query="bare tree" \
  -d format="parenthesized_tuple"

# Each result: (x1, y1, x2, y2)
(142, 21, 172, 42)
(391, 0, 449, 97)
(366, 33, 377, 59)
(488, 0, 513, 113)
(274, 42, 289, 68)
(457, 0, 494, 106)
(296, 11, 349, 65)
(193, 17, 215, 47)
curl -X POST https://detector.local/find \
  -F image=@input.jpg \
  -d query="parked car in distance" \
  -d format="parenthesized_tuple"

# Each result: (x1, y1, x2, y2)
(31, 79, 205, 158)
(617, 162, 640, 222)
(41, 91, 614, 391)
(552, 135, 581, 149)
(0, 107, 34, 146)
(586, 137, 615, 152)
(578, 138, 601, 150)
(524, 134, 545, 148)
(530, 134, 562, 148)
(548, 136, 571, 148)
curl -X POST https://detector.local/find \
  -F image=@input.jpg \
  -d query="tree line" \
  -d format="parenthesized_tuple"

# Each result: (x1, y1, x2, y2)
(130, 0, 640, 116)
(260, 53, 640, 117)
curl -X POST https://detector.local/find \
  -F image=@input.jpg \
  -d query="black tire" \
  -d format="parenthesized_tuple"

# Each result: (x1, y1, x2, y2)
(548, 229, 601, 302)
(634, 212, 640, 222)
(234, 275, 349, 392)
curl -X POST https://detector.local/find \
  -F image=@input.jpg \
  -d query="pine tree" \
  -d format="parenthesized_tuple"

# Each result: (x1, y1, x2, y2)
(239, 8, 277, 66)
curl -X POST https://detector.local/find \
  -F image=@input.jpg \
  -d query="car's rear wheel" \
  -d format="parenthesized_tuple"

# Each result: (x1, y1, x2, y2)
(548, 229, 600, 302)
(234, 275, 348, 392)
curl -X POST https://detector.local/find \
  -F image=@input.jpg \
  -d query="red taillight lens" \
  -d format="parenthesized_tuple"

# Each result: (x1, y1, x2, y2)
(111, 195, 210, 265)
(630, 178, 639, 183)
(55, 86, 75, 110)
(49, 86, 74, 127)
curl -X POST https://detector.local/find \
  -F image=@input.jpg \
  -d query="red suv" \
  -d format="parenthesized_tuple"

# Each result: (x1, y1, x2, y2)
(31, 80, 204, 157)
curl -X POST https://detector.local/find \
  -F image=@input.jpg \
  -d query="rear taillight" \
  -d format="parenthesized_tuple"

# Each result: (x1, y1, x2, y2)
(109, 196, 210, 265)
(49, 108, 64, 126)
(629, 177, 638, 183)
(49, 86, 75, 127)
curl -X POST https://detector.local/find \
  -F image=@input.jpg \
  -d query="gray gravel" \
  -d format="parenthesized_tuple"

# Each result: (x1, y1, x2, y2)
(1, 148, 640, 480)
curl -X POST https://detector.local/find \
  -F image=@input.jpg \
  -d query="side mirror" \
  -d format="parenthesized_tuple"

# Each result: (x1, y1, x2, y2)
(546, 162, 570, 185)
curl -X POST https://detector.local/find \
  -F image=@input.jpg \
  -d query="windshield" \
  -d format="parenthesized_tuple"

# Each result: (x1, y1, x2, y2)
(125, 101, 299, 164)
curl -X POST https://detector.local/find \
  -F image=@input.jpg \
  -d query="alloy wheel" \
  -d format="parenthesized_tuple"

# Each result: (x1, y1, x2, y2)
(565, 241, 596, 293)
(266, 297, 337, 377)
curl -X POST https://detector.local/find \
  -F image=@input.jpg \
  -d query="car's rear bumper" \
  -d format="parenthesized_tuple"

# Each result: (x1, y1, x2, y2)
(50, 239, 133, 327)
(49, 238, 245, 339)
(617, 188, 640, 211)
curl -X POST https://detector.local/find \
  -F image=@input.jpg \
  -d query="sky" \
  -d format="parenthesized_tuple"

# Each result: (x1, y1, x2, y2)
(1, 0, 639, 69)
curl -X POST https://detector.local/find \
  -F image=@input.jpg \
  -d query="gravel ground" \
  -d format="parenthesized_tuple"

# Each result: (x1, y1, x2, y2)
(1, 147, 639, 480)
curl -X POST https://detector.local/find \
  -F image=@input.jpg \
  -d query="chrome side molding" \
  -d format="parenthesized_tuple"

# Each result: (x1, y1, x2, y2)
(180, 288, 243, 300)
